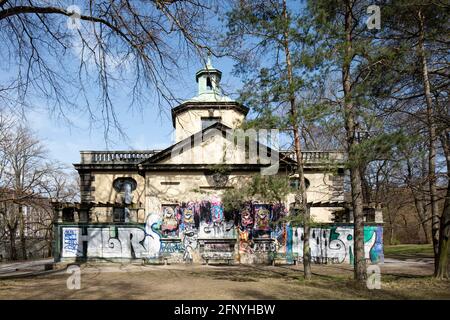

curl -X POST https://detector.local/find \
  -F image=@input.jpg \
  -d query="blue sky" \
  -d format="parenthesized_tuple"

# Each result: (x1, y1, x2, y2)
(0, 1, 244, 169)
(2, 1, 303, 169)
(25, 55, 242, 167)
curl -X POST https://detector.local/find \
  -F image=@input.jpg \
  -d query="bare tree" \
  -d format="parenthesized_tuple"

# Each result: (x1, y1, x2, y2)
(0, 0, 216, 139)
(0, 121, 51, 259)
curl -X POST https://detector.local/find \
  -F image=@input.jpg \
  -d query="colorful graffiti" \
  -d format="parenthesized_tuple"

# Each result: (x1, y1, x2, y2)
(161, 205, 179, 236)
(283, 225, 384, 264)
(160, 241, 184, 253)
(254, 204, 271, 233)
(58, 200, 383, 265)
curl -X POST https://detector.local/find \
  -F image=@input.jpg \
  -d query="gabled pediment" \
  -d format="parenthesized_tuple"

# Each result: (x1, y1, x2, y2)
(139, 122, 293, 170)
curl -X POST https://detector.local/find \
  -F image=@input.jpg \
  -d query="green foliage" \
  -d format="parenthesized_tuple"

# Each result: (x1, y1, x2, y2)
(351, 131, 417, 167)
(220, 0, 333, 148)
(222, 175, 290, 212)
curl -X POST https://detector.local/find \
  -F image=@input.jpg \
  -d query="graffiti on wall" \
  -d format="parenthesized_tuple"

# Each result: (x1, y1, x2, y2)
(62, 228, 83, 257)
(61, 214, 161, 259)
(202, 242, 234, 261)
(59, 200, 383, 265)
(281, 225, 384, 264)
(161, 205, 179, 237)
(160, 241, 184, 254)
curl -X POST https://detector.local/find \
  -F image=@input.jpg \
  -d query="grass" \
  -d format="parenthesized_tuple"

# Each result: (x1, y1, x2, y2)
(384, 244, 435, 259)
(384, 243, 450, 262)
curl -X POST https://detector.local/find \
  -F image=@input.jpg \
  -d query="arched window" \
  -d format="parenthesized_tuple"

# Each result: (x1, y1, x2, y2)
(113, 178, 137, 205)
(206, 76, 213, 90)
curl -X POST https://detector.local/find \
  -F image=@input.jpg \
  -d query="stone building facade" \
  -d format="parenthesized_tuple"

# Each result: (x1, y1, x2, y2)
(53, 61, 383, 265)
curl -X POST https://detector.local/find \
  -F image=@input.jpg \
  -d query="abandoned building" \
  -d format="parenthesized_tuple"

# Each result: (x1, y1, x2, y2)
(53, 60, 384, 265)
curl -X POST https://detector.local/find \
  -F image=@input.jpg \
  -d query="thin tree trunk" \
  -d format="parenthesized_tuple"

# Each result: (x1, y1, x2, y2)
(19, 205, 27, 260)
(385, 203, 395, 245)
(343, 0, 366, 282)
(415, 197, 430, 244)
(411, 186, 430, 243)
(435, 130, 450, 279)
(406, 158, 430, 243)
(281, 0, 310, 279)
(418, 10, 440, 270)
(47, 224, 53, 257)
(8, 222, 18, 260)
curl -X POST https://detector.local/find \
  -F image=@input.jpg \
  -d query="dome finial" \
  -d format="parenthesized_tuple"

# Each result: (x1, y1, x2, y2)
(206, 53, 213, 69)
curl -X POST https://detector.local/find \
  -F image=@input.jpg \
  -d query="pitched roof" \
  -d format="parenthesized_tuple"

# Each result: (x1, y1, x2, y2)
(139, 121, 295, 168)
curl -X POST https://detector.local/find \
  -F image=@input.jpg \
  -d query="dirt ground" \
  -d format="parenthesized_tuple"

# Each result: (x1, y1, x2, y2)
(0, 259, 449, 299)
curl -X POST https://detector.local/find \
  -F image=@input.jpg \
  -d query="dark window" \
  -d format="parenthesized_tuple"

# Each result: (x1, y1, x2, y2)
(113, 207, 126, 223)
(364, 208, 376, 222)
(62, 208, 75, 222)
(206, 77, 213, 90)
(201, 117, 221, 130)
(332, 211, 350, 223)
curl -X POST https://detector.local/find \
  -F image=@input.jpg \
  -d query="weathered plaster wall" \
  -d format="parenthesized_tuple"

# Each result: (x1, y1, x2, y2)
(175, 109, 245, 142)
(86, 169, 342, 224)
(163, 132, 250, 165)
(92, 172, 146, 204)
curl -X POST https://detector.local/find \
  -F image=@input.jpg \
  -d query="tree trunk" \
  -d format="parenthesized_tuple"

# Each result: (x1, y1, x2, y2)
(436, 179, 450, 279)
(435, 130, 450, 279)
(343, 0, 366, 282)
(407, 157, 430, 243)
(19, 205, 27, 260)
(389, 224, 395, 245)
(412, 193, 430, 244)
(47, 224, 53, 258)
(8, 222, 18, 260)
(418, 10, 440, 269)
(385, 204, 395, 245)
(282, 0, 310, 280)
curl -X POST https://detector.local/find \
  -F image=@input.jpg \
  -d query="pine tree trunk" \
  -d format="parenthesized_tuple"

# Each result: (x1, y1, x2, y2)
(281, 0, 310, 279)
(343, 0, 366, 282)
(418, 10, 440, 269)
